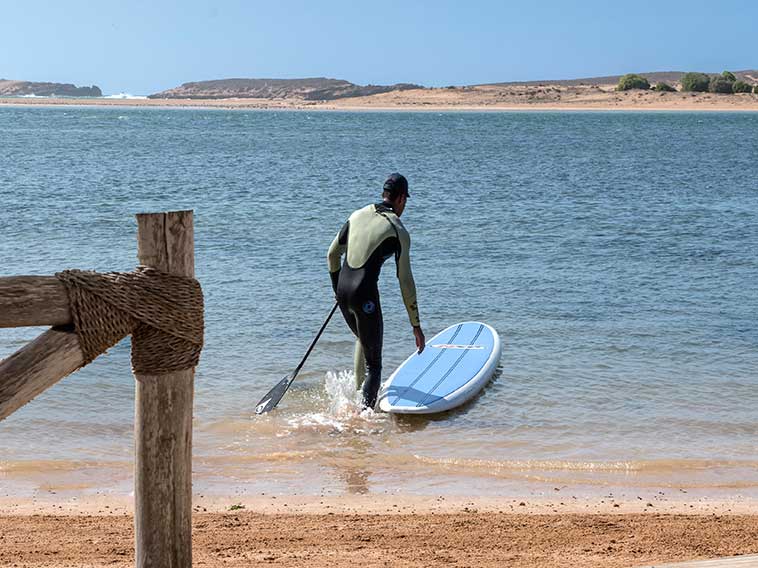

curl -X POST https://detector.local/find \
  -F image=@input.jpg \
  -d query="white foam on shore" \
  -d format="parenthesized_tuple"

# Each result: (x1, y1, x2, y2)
(102, 93, 148, 100)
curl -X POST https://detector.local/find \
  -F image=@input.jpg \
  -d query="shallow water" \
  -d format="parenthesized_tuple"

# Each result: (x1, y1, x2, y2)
(1, 107, 756, 497)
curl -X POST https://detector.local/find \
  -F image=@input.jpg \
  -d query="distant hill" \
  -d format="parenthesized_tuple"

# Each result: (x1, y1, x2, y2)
(0, 80, 102, 97)
(481, 70, 758, 87)
(148, 77, 423, 100)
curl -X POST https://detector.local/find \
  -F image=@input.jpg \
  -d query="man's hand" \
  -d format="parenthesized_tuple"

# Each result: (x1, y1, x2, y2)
(413, 326, 426, 354)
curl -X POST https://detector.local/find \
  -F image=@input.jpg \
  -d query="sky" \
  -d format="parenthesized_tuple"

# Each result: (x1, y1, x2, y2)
(1, 0, 756, 95)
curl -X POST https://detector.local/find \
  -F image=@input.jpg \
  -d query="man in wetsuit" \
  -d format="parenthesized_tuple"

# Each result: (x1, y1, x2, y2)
(327, 173, 425, 410)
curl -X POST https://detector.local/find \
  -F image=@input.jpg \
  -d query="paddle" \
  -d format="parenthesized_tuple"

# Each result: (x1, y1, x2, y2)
(255, 302, 340, 415)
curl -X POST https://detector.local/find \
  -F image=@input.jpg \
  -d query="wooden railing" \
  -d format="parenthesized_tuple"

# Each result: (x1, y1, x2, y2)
(0, 210, 200, 568)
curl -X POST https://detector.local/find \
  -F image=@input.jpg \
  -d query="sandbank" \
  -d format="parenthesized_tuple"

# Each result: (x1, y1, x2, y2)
(2, 84, 758, 112)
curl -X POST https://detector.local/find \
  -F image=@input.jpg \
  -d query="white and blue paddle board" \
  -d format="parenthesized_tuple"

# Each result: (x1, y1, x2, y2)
(377, 322, 501, 414)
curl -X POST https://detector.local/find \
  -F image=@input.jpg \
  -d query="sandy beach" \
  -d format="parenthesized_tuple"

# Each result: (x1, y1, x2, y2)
(1, 495, 757, 567)
(2, 84, 758, 111)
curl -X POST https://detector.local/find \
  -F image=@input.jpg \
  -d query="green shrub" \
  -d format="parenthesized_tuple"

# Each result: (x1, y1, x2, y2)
(721, 70, 737, 82)
(654, 82, 676, 92)
(680, 72, 710, 92)
(617, 74, 651, 91)
(755, 84, 758, 94)
(709, 75, 734, 93)
(732, 81, 752, 93)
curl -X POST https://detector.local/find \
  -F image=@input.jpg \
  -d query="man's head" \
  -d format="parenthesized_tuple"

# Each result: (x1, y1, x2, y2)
(382, 173, 409, 217)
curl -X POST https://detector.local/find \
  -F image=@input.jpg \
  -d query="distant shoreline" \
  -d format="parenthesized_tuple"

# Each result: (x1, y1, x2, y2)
(3, 86, 758, 113)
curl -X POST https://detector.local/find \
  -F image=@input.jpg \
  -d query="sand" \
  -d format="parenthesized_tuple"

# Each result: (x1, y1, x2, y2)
(2, 84, 758, 111)
(1, 510, 757, 567)
(1, 495, 757, 567)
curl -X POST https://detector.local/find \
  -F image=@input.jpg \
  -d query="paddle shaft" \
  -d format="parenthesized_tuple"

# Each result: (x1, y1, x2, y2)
(255, 301, 340, 414)
(291, 301, 339, 380)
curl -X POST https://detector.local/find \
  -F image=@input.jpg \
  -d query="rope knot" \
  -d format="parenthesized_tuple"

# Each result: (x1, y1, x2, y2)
(56, 267, 204, 375)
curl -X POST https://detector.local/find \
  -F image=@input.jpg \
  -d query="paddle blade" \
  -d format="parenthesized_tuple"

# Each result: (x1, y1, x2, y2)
(255, 375, 293, 415)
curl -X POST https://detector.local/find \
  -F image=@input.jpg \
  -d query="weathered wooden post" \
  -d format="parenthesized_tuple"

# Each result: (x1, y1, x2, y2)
(0, 277, 82, 421)
(0, 209, 202, 566)
(134, 210, 195, 568)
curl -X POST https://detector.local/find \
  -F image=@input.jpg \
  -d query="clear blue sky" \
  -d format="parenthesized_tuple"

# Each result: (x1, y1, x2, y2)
(1, 0, 755, 95)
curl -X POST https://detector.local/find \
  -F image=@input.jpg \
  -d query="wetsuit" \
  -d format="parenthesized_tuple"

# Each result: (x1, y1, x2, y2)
(327, 202, 420, 408)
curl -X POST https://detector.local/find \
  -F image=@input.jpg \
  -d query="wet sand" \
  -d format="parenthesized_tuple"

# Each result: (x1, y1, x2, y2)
(2, 84, 758, 111)
(1, 495, 757, 567)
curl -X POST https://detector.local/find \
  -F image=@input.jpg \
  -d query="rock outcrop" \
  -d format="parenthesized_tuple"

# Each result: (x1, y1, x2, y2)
(0, 80, 102, 97)
(148, 77, 422, 100)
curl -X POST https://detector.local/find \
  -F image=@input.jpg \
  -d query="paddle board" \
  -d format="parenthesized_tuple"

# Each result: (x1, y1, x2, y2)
(377, 322, 501, 414)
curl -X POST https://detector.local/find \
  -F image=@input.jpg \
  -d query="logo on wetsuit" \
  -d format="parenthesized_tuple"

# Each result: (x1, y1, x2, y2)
(362, 300, 376, 314)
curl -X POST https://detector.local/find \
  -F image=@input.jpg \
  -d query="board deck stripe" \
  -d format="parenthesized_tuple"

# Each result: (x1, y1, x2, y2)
(390, 324, 463, 406)
(416, 324, 484, 407)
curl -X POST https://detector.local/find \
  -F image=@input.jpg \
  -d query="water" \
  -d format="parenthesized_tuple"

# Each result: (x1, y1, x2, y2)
(1, 107, 757, 498)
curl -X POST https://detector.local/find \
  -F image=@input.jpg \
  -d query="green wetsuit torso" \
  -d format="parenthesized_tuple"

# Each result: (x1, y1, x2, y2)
(327, 202, 420, 327)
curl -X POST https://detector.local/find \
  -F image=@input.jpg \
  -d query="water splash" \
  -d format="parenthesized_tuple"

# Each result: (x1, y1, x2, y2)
(284, 370, 385, 433)
(324, 369, 363, 417)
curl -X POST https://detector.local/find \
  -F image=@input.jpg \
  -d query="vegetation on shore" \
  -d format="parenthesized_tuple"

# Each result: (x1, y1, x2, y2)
(653, 82, 676, 92)
(709, 74, 735, 93)
(733, 81, 752, 93)
(618, 70, 757, 94)
(680, 72, 711, 92)
(617, 74, 650, 91)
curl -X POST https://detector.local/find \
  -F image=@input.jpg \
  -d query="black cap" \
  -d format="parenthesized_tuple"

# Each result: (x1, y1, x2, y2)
(383, 173, 409, 198)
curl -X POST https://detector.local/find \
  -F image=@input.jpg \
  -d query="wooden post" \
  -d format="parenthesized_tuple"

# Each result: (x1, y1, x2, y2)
(134, 210, 195, 568)
(0, 327, 83, 421)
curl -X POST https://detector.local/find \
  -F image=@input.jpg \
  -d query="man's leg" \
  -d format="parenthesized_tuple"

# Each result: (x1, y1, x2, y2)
(353, 340, 366, 390)
(354, 299, 383, 409)
(337, 301, 366, 389)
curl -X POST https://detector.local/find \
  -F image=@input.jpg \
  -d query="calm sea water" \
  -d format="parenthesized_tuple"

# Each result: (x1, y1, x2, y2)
(1, 106, 756, 498)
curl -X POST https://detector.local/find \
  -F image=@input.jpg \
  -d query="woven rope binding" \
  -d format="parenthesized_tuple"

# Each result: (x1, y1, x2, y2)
(56, 267, 204, 375)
